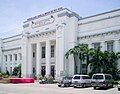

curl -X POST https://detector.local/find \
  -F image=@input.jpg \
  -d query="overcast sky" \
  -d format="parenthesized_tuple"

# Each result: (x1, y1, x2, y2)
(0, 0, 120, 38)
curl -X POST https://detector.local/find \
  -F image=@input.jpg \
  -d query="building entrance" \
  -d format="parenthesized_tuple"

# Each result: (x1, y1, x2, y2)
(51, 65, 55, 78)
(41, 66, 46, 77)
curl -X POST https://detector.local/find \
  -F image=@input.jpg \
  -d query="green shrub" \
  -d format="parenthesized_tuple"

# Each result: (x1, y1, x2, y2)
(46, 75, 54, 84)
(39, 75, 44, 80)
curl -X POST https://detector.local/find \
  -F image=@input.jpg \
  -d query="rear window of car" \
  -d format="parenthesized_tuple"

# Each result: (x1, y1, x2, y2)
(93, 75, 103, 79)
(73, 76, 80, 79)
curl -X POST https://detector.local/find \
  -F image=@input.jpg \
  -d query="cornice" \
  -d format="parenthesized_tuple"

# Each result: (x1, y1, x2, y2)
(2, 47, 21, 51)
(3, 38, 21, 43)
(2, 34, 22, 40)
(78, 29, 120, 40)
(78, 15, 120, 25)
(28, 30, 56, 39)
(79, 8, 120, 21)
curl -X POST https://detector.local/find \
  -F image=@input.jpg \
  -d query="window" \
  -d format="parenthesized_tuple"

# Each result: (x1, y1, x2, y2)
(9, 55, 12, 61)
(6, 67, 7, 72)
(5, 55, 7, 62)
(33, 52, 35, 58)
(107, 41, 113, 52)
(42, 46, 45, 58)
(19, 53, 22, 60)
(93, 75, 103, 79)
(14, 54, 17, 61)
(93, 42, 100, 50)
(51, 45, 55, 57)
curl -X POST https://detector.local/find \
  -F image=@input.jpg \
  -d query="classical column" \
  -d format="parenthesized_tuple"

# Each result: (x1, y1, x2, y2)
(46, 40, 50, 76)
(27, 43, 33, 77)
(101, 41, 106, 52)
(21, 35, 28, 78)
(114, 39, 120, 53)
(36, 42, 41, 77)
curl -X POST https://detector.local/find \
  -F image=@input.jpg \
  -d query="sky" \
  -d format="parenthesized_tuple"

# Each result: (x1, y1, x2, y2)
(0, 0, 120, 38)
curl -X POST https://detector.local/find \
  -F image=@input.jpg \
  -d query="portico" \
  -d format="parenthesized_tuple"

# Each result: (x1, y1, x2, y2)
(22, 30, 57, 78)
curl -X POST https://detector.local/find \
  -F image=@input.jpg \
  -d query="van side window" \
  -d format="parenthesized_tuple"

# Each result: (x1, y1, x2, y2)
(105, 75, 111, 79)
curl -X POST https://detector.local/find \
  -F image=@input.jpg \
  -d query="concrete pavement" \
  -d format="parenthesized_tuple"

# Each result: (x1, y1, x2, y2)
(0, 83, 119, 94)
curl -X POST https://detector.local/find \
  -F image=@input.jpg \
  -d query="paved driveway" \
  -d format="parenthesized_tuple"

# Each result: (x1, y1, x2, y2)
(0, 83, 119, 94)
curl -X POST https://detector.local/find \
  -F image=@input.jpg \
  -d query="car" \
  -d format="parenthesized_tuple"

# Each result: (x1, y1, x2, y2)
(72, 75, 91, 88)
(118, 82, 120, 91)
(58, 76, 72, 87)
(91, 73, 114, 89)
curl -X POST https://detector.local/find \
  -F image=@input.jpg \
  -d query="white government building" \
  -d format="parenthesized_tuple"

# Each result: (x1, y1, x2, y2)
(0, 8, 120, 79)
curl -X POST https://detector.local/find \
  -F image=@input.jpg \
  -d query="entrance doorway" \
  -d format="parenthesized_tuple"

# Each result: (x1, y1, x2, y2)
(41, 66, 46, 77)
(51, 65, 55, 78)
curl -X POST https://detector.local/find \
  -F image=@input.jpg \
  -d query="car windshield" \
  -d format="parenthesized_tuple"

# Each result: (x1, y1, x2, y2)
(93, 75, 103, 79)
(73, 76, 80, 79)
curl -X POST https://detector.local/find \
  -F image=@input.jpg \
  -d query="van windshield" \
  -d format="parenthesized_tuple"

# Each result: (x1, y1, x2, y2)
(73, 76, 80, 79)
(93, 75, 103, 79)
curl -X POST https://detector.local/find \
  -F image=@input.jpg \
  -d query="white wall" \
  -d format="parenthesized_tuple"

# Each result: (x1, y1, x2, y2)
(1, 34, 22, 73)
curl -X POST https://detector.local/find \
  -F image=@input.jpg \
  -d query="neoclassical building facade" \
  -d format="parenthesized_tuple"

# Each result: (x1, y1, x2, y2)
(0, 8, 120, 79)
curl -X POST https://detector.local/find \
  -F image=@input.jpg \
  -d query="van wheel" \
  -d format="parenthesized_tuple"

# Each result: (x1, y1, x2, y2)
(82, 84, 85, 88)
(94, 87, 96, 89)
(74, 86, 76, 88)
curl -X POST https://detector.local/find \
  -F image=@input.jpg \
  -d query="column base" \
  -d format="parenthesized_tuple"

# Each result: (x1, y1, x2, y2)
(55, 74, 60, 81)
(22, 74, 34, 78)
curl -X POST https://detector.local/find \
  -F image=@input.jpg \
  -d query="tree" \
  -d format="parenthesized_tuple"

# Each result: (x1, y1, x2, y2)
(88, 47, 120, 78)
(65, 44, 89, 74)
(88, 47, 104, 73)
(65, 45, 80, 74)
(104, 51, 120, 77)
(66, 44, 120, 78)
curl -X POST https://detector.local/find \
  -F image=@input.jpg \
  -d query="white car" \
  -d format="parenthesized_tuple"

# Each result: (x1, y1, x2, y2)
(72, 75, 91, 88)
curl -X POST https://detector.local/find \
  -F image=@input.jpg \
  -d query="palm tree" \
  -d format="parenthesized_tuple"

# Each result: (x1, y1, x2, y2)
(88, 47, 120, 78)
(105, 51, 120, 77)
(88, 47, 104, 73)
(65, 46, 79, 74)
(66, 44, 120, 78)
(65, 44, 88, 74)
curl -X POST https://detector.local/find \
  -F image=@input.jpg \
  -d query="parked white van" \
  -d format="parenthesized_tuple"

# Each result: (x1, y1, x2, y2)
(72, 75, 91, 88)
(91, 73, 114, 89)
